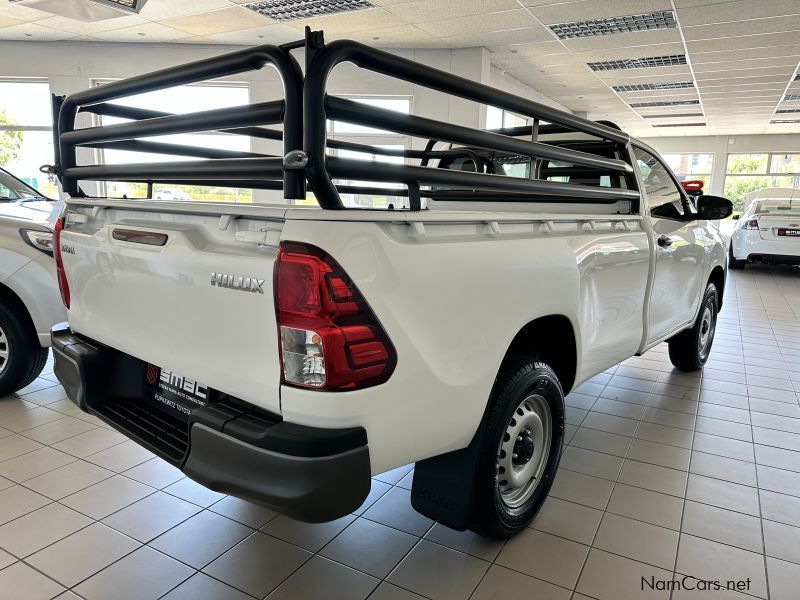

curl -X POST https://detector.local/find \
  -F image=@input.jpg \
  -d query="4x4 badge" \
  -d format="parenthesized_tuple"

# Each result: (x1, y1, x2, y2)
(210, 273, 265, 293)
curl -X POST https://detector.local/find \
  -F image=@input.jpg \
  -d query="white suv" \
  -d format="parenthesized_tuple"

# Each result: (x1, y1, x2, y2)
(729, 188, 800, 269)
(0, 167, 65, 395)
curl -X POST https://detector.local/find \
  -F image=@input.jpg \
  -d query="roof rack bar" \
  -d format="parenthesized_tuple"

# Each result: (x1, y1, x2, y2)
(83, 140, 270, 160)
(327, 157, 639, 201)
(327, 97, 632, 173)
(63, 157, 284, 182)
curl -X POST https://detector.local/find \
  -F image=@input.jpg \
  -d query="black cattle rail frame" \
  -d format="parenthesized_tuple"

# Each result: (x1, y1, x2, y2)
(49, 28, 641, 211)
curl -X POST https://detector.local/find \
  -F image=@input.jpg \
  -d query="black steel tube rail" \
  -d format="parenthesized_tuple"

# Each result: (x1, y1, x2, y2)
(304, 38, 634, 209)
(63, 157, 284, 183)
(57, 43, 303, 198)
(327, 157, 639, 202)
(328, 97, 632, 173)
(63, 102, 284, 146)
(83, 140, 269, 160)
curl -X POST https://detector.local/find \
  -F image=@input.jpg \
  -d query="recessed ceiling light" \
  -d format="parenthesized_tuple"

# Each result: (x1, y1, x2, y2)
(242, 0, 374, 21)
(641, 112, 704, 118)
(771, 119, 800, 124)
(652, 122, 706, 127)
(629, 99, 701, 107)
(784, 94, 800, 101)
(776, 108, 800, 113)
(10, 0, 150, 20)
(613, 81, 694, 92)
(587, 55, 686, 71)
(549, 10, 676, 40)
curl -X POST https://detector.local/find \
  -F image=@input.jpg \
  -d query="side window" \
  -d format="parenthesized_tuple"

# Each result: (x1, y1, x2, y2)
(633, 147, 686, 219)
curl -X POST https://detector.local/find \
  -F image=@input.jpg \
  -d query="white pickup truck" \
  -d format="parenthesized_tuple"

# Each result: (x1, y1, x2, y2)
(49, 32, 732, 539)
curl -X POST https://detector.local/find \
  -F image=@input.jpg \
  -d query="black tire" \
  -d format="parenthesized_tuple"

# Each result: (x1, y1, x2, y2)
(729, 243, 745, 270)
(469, 358, 565, 539)
(0, 298, 48, 397)
(668, 283, 719, 372)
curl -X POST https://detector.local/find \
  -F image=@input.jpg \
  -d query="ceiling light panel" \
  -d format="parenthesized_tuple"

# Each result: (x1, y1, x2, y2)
(549, 11, 676, 40)
(785, 94, 800, 101)
(652, 123, 706, 127)
(613, 81, 694, 92)
(587, 55, 687, 71)
(242, 0, 375, 21)
(776, 108, 800, 113)
(641, 112, 704, 118)
(629, 99, 701, 107)
(771, 119, 800, 124)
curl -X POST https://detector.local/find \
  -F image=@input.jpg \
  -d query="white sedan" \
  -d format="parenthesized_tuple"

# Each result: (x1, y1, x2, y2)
(730, 188, 800, 269)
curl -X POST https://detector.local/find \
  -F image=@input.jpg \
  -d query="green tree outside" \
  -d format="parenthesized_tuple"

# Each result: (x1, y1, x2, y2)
(0, 109, 24, 166)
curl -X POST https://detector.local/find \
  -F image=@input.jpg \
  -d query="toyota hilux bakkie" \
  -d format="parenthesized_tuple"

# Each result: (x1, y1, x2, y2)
(49, 31, 732, 538)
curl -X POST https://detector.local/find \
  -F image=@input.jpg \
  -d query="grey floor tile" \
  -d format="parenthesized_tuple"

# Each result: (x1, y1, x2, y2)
(591, 397, 645, 420)
(569, 426, 632, 457)
(0, 502, 92, 558)
(627, 438, 690, 471)
(362, 487, 433, 536)
(634, 421, 694, 449)
(763, 519, 800, 565)
(760, 489, 800, 528)
(581, 412, 639, 436)
(423, 523, 505, 561)
(676, 534, 767, 599)
(388, 539, 489, 600)
(754, 444, 800, 473)
(593, 512, 679, 569)
(767, 556, 800, 600)
(267, 555, 378, 600)
(60, 474, 154, 520)
(74, 546, 194, 600)
(618, 459, 688, 497)
(681, 500, 763, 553)
(121, 458, 183, 489)
(83, 440, 154, 473)
(23, 460, 113, 500)
(208, 495, 277, 529)
(606, 483, 683, 530)
(558, 446, 623, 481)
(19, 417, 95, 445)
(2, 407, 67, 433)
(0, 433, 44, 463)
(548, 468, 614, 510)
(689, 451, 757, 486)
(0, 447, 76, 483)
(27, 523, 140, 587)
(529, 496, 603, 545)
(352, 479, 393, 516)
(163, 477, 225, 508)
(261, 514, 355, 552)
(321, 517, 417, 579)
(161, 572, 253, 600)
(102, 491, 200, 542)
(0, 485, 51, 526)
(150, 510, 253, 569)
(0, 561, 65, 600)
(756, 464, 800, 497)
(0, 548, 14, 569)
(576, 549, 671, 600)
(692, 432, 755, 462)
(686, 474, 760, 516)
(203, 532, 310, 598)
(51, 428, 126, 458)
(495, 528, 588, 589)
(368, 582, 427, 600)
(471, 564, 571, 600)
(695, 416, 753, 442)
(373, 464, 414, 486)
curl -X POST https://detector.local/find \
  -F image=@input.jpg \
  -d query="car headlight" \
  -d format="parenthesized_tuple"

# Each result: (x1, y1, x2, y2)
(20, 229, 54, 257)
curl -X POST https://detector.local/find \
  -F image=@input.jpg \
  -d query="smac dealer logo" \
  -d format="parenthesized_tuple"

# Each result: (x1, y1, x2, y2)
(643, 575, 751, 593)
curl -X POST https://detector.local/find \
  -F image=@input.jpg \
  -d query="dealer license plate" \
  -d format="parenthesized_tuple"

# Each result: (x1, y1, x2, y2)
(142, 363, 210, 421)
(778, 228, 800, 236)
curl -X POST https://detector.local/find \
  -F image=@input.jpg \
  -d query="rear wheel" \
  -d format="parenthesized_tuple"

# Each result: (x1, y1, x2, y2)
(729, 243, 746, 270)
(668, 283, 719, 371)
(0, 299, 48, 397)
(469, 359, 564, 539)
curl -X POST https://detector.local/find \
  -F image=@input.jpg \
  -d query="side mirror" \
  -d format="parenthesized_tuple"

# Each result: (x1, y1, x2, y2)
(697, 195, 733, 220)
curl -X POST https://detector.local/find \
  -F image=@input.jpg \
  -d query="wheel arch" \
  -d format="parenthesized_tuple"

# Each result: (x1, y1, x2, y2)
(0, 281, 37, 334)
(708, 265, 725, 308)
(503, 314, 578, 395)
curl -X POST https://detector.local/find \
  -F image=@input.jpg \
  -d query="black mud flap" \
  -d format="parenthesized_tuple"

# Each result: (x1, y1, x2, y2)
(411, 430, 482, 531)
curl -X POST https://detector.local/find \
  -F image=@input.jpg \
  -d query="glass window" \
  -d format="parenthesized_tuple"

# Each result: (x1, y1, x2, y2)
(0, 80, 58, 197)
(94, 81, 253, 202)
(662, 153, 713, 190)
(331, 97, 411, 135)
(723, 153, 800, 211)
(633, 146, 685, 219)
(334, 145, 407, 209)
(485, 106, 531, 129)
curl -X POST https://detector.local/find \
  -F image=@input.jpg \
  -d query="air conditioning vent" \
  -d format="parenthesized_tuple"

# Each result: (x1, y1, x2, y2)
(771, 119, 800, 124)
(242, 0, 375, 21)
(776, 108, 800, 114)
(549, 11, 676, 40)
(630, 100, 700, 108)
(641, 113, 704, 119)
(9, 0, 149, 20)
(613, 81, 694, 92)
(588, 55, 687, 71)
(784, 94, 800, 101)
(652, 123, 706, 127)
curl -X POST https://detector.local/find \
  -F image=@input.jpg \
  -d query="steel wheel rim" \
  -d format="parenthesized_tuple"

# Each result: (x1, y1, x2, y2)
(497, 393, 552, 508)
(698, 301, 715, 360)
(0, 324, 8, 376)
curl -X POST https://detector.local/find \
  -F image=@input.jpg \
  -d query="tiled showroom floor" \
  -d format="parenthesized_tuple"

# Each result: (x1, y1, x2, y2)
(2, 265, 800, 600)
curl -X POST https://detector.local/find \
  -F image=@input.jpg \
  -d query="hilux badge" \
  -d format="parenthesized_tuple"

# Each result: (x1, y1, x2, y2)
(210, 272, 265, 293)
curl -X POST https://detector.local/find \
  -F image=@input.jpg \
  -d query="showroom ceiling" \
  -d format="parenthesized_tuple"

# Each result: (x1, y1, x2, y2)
(1, 0, 799, 137)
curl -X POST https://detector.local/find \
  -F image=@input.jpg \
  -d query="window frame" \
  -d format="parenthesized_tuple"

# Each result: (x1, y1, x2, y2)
(632, 144, 694, 221)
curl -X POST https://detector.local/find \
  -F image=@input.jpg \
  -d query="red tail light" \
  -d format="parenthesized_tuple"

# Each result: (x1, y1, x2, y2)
(53, 217, 71, 309)
(745, 219, 759, 230)
(275, 242, 396, 391)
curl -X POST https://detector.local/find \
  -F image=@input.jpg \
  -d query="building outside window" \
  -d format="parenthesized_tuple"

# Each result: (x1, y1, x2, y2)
(662, 153, 714, 191)
(486, 106, 531, 129)
(0, 79, 58, 197)
(724, 153, 800, 210)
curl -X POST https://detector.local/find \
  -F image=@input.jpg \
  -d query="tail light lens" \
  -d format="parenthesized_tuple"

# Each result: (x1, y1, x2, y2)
(275, 242, 396, 391)
(745, 219, 759, 230)
(53, 216, 71, 309)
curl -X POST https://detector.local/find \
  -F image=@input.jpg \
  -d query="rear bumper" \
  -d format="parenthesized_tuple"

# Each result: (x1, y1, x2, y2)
(746, 253, 800, 265)
(50, 324, 371, 522)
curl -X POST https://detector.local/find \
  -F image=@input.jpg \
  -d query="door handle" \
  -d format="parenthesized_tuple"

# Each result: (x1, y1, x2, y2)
(657, 235, 674, 248)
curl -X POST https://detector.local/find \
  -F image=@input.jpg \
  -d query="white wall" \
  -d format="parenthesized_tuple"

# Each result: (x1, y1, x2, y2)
(640, 134, 800, 197)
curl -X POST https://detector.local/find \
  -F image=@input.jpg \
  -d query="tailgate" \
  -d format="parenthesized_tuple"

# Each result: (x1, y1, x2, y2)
(60, 201, 287, 415)
(756, 213, 800, 241)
